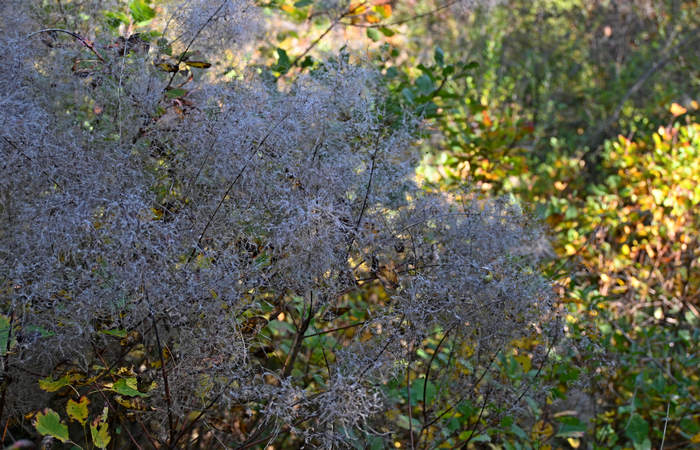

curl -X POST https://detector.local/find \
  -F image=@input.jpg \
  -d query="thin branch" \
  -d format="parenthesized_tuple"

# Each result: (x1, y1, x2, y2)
(585, 26, 700, 152)
(421, 349, 500, 433)
(282, 294, 314, 378)
(185, 113, 288, 267)
(27, 28, 105, 62)
(287, 2, 365, 70)
(340, 0, 462, 29)
(660, 400, 671, 450)
(92, 382, 147, 450)
(512, 337, 554, 406)
(169, 375, 239, 448)
(165, 0, 228, 90)
(406, 345, 415, 450)
(458, 388, 490, 449)
(0, 311, 14, 430)
(420, 326, 455, 434)
(2, 137, 64, 192)
(345, 145, 380, 260)
(151, 312, 175, 445)
(302, 321, 366, 339)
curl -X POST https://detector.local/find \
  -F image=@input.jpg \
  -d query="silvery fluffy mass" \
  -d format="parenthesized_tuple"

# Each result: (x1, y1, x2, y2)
(1, 0, 556, 446)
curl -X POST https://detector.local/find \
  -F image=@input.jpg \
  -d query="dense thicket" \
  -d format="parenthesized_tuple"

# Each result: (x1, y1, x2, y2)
(0, 1, 557, 448)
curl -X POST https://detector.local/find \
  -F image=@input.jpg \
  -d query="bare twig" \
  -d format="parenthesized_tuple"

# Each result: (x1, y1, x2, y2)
(27, 28, 105, 62)
(185, 113, 288, 267)
(302, 321, 366, 339)
(660, 400, 671, 450)
(165, 0, 228, 90)
(406, 341, 416, 450)
(282, 294, 314, 378)
(420, 326, 455, 436)
(92, 382, 147, 450)
(151, 313, 175, 445)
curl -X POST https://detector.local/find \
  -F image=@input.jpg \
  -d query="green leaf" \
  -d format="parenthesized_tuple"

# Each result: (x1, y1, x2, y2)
(34, 409, 69, 443)
(113, 378, 149, 397)
(101, 328, 127, 338)
(511, 423, 527, 439)
(556, 416, 587, 438)
(415, 74, 435, 95)
(396, 414, 421, 430)
(104, 11, 131, 29)
(625, 414, 649, 444)
(129, 0, 156, 23)
(378, 27, 395, 37)
(434, 46, 444, 66)
(294, 0, 313, 6)
(0, 314, 15, 356)
(66, 396, 89, 425)
(91, 419, 111, 449)
(39, 375, 71, 393)
(366, 28, 381, 42)
(275, 48, 291, 73)
(410, 377, 436, 405)
(165, 88, 188, 99)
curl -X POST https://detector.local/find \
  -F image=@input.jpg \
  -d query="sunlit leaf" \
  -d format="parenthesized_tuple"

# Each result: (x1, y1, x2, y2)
(38, 375, 71, 393)
(129, 0, 156, 23)
(184, 60, 212, 69)
(155, 61, 179, 73)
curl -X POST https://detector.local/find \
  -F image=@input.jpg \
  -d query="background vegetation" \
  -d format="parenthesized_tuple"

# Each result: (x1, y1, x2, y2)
(1, 0, 698, 449)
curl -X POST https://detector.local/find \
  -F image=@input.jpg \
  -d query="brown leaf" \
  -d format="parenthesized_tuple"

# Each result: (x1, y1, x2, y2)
(377, 261, 399, 289)
(240, 316, 268, 337)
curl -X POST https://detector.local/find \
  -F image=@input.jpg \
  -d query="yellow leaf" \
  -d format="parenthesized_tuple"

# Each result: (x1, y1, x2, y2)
(184, 60, 212, 69)
(66, 396, 89, 425)
(567, 437, 581, 448)
(531, 420, 554, 439)
(348, 3, 367, 15)
(114, 395, 154, 411)
(154, 62, 179, 73)
(515, 354, 532, 372)
(691, 432, 700, 443)
(669, 102, 687, 117)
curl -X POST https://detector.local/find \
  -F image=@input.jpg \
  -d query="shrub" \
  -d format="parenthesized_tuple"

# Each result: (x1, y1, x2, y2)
(0, 0, 556, 447)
